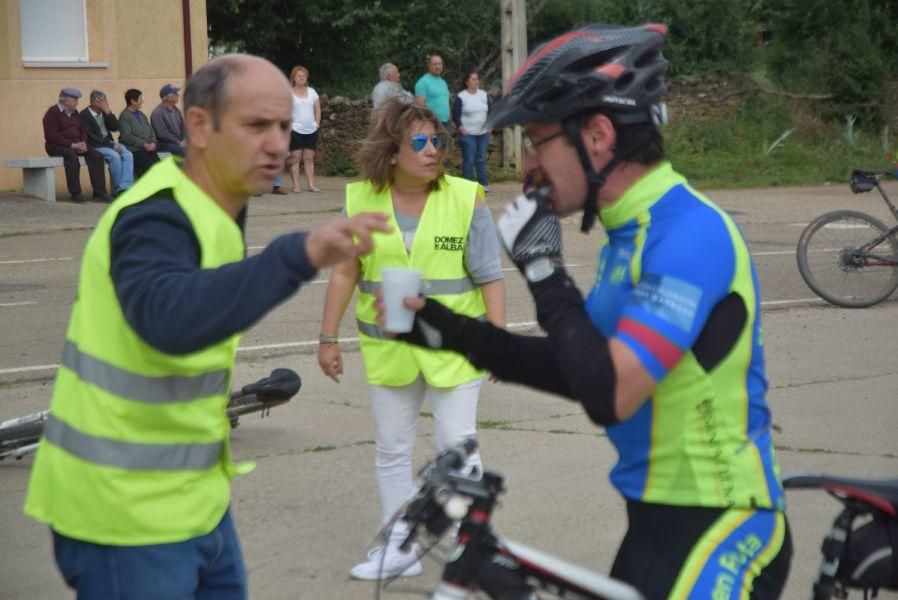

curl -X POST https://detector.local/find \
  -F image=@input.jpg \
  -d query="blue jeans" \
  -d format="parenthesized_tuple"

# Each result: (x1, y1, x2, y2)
(52, 508, 247, 600)
(95, 146, 134, 193)
(457, 132, 490, 187)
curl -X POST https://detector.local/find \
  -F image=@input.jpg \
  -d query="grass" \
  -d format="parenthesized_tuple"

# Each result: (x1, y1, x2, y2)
(477, 419, 514, 430)
(481, 92, 897, 189)
(663, 94, 897, 189)
(307, 445, 336, 453)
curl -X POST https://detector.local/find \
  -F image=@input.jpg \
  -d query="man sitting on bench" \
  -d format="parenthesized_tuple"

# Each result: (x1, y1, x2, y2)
(81, 90, 134, 197)
(42, 88, 112, 203)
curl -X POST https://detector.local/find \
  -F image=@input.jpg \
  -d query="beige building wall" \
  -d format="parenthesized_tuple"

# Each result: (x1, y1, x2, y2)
(0, 0, 208, 194)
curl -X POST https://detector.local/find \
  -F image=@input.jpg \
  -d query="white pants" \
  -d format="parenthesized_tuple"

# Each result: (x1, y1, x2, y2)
(369, 375, 483, 526)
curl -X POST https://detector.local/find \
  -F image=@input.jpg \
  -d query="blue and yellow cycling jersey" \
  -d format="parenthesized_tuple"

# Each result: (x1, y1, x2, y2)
(584, 161, 785, 510)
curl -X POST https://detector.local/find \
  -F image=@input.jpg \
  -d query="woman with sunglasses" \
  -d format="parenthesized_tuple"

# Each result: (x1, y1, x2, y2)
(317, 99, 505, 581)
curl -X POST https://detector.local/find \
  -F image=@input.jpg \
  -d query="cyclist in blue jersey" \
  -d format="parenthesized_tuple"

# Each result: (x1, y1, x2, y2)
(385, 23, 792, 599)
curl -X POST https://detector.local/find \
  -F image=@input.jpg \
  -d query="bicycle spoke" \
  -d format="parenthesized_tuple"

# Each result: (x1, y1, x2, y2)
(797, 211, 898, 307)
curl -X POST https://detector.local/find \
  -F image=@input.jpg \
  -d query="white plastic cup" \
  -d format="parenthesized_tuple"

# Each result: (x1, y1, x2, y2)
(380, 268, 423, 333)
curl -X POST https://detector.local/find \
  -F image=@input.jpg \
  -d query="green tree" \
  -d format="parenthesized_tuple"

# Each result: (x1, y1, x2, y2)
(761, 0, 890, 119)
(526, 0, 756, 77)
(207, 0, 499, 97)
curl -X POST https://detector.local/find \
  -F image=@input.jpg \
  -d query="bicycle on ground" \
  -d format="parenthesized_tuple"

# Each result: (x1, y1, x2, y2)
(373, 441, 898, 599)
(796, 169, 898, 308)
(0, 367, 301, 461)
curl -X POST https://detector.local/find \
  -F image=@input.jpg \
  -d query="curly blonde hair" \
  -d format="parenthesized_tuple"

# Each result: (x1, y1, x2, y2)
(356, 99, 449, 194)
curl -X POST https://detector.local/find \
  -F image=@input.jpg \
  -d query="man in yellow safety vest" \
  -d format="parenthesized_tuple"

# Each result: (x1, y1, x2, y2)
(24, 54, 389, 599)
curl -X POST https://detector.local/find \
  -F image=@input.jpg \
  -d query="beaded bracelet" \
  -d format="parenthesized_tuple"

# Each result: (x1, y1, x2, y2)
(318, 334, 338, 344)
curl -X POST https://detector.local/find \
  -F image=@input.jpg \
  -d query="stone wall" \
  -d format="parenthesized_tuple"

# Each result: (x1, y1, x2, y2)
(316, 95, 373, 177)
(315, 95, 506, 177)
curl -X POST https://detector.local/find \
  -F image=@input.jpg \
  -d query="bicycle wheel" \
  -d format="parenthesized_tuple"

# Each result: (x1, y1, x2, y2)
(796, 210, 898, 308)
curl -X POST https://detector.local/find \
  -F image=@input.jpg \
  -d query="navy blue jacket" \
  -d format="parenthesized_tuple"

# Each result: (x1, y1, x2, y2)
(110, 196, 317, 355)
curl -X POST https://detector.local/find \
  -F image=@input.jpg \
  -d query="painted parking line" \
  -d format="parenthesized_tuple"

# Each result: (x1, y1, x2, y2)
(0, 363, 60, 375)
(762, 297, 826, 306)
(307, 264, 584, 285)
(0, 294, 831, 376)
(0, 301, 37, 307)
(0, 321, 541, 375)
(238, 321, 539, 353)
(0, 257, 74, 265)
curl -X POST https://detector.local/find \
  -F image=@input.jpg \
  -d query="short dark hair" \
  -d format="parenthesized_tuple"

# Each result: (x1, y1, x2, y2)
(89, 90, 106, 103)
(578, 110, 664, 166)
(183, 56, 247, 129)
(124, 89, 142, 106)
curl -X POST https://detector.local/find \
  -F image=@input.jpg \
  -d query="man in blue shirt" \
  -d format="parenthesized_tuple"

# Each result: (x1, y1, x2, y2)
(388, 23, 792, 600)
(415, 54, 450, 130)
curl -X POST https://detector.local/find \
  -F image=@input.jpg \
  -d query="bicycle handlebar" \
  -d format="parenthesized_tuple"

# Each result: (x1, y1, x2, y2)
(428, 437, 478, 477)
(399, 438, 482, 549)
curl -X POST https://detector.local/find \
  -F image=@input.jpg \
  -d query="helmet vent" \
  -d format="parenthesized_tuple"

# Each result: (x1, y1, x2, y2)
(614, 73, 635, 92)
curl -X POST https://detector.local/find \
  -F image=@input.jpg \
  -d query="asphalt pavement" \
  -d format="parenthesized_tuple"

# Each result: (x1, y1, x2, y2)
(1, 177, 897, 599)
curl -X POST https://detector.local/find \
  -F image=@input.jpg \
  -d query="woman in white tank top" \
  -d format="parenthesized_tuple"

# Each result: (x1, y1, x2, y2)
(286, 66, 322, 192)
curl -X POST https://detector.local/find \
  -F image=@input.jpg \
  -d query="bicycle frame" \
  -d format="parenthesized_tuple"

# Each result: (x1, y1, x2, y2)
(397, 442, 643, 600)
(783, 473, 898, 600)
(429, 472, 639, 599)
(854, 223, 898, 266)
(0, 368, 301, 461)
(848, 178, 898, 267)
(797, 169, 898, 307)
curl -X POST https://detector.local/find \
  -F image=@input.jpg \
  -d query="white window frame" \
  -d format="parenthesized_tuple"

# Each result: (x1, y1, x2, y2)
(19, 0, 92, 65)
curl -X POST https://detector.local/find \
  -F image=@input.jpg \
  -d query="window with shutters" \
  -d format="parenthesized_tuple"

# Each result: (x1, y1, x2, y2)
(19, 0, 89, 63)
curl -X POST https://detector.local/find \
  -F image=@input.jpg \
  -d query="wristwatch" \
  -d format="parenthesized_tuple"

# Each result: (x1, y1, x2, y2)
(523, 257, 558, 283)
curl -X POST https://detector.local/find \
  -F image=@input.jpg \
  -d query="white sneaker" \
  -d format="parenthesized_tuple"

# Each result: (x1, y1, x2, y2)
(349, 542, 423, 580)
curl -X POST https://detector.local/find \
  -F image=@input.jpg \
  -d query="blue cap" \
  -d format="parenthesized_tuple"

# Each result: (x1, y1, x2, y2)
(159, 84, 181, 98)
(59, 87, 82, 99)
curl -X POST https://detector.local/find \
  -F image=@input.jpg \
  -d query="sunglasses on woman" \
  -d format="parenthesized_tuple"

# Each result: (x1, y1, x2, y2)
(409, 134, 445, 153)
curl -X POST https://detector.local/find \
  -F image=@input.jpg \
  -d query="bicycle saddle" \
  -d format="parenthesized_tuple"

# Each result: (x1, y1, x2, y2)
(852, 168, 890, 179)
(783, 472, 898, 515)
(850, 169, 888, 193)
(241, 368, 301, 400)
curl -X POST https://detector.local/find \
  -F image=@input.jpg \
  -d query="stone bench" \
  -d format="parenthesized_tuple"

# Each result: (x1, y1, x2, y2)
(5, 152, 173, 203)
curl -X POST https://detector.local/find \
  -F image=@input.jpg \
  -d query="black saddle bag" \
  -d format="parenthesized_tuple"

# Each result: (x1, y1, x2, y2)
(838, 512, 898, 591)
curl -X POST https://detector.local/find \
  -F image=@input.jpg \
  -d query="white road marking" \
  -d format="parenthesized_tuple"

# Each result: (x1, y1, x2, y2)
(0, 257, 74, 265)
(0, 297, 827, 377)
(0, 301, 37, 307)
(307, 264, 584, 285)
(0, 364, 60, 375)
(761, 298, 826, 306)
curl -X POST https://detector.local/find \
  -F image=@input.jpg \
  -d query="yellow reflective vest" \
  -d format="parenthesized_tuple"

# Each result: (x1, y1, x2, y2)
(24, 158, 249, 546)
(346, 176, 486, 387)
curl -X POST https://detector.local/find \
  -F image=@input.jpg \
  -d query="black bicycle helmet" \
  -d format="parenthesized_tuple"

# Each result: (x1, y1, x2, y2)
(487, 23, 669, 129)
(488, 23, 669, 233)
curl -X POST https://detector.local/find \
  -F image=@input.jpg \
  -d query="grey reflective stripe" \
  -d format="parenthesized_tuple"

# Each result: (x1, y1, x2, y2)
(62, 341, 229, 404)
(357, 277, 475, 296)
(43, 414, 222, 471)
(356, 313, 487, 340)
(357, 320, 384, 339)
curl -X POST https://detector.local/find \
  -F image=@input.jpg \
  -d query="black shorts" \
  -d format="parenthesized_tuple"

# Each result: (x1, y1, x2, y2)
(610, 501, 792, 599)
(290, 130, 318, 151)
